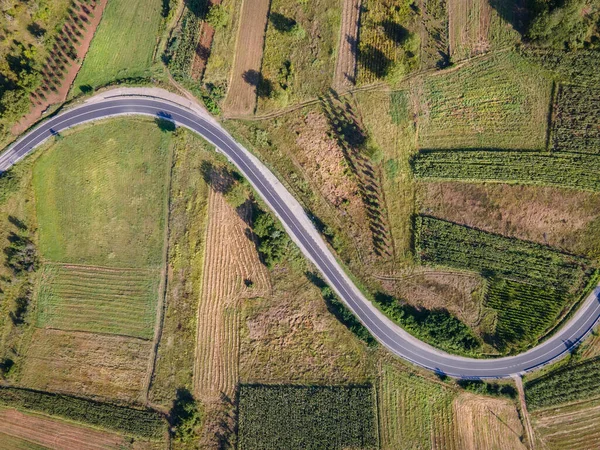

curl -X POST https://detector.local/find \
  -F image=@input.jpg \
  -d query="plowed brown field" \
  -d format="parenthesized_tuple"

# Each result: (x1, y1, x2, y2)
(222, 0, 270, 115)
(193, 189, 269, 400)
(333, 0, 361, 90)
(0, 408, 125, 450)
(20, 329, 151, 402)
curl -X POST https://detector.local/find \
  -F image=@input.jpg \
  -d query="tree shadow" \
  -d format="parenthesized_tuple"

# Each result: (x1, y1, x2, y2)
(380, 21, 410, 45)
(242, 69, 260, 87)
(27, 23, 46, 38)
(184, 0, 209, 18)
(357, 44, 392, 79)
(155, 117, 176, 133)
(488, 0, 532, 35)
(270, 12, 296, 33)
(79, 84, 93, 94)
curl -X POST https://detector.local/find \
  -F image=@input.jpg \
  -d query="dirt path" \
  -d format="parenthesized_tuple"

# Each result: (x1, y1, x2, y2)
(222, 0, 270, 116)
(333, 0, 361, 90)
(0, 408, 126, 450)
(514, 375, 536, 449)
(12, 0, 108, 136)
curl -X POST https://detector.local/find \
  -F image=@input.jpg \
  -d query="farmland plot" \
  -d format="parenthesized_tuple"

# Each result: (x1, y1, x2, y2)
(222, 0, 270, 115)
(0, 407, 127, 450)
(238, 384, 377, 449)
(194, 189, 270, 401)
(333, 0, 361, 89)
(552, 84, 600, 154)
(417, 52, 552, 149)
(20, 329, 151, 402)
(357, 0, 420, 85)
(447, 0, 519, 60)
(36, 264, 159, 339)
(71, 0, 164, 92)
(531, 397, 600, 450)
(379, 363, 458, 449)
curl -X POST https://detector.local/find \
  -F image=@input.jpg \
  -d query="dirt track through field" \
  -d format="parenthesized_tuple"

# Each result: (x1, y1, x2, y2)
(333, 0, 361, 90)
(0, 408, 125, 450)
(193, 189, 269, 400)
(222, 0, 270, 116)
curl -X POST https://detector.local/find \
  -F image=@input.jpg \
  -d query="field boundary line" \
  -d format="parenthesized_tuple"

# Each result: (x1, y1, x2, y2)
(144, 136, 176, 402)
(514, 375, 536, 450)
(43, 261, 157, 273)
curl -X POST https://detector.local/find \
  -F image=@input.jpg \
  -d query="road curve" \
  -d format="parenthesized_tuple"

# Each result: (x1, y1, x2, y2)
(2, 91, 599, 378)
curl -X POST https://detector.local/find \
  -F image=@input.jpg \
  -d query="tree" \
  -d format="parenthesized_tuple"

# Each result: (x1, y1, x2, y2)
(206, 5, 229, 29)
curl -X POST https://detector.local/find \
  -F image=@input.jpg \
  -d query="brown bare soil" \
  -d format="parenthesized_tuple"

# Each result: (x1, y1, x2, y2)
(190, 0, 222, 81)
(0, 407, 126, 450)
(531, 397, 600, 449)
(193, 189, 269, 446)
(20, 329, 151, 402)
(448, 0, 491, 58)
(419, 182, 600, 257)
(12, 0, 108, 136)
(222, 0, 270, 116)
(453, 393, 527, 450)
(333, 0, 361, 90)
(379, 269, 484, 328)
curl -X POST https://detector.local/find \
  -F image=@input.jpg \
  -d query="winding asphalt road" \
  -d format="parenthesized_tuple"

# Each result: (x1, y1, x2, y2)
(3, 92, 599, 378)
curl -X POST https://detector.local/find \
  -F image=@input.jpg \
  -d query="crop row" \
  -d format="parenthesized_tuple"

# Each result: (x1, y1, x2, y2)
(414, 216, 592, 292)
(520, 47, 600, 86)
(0, 386, 165, 439)
(411, 149, 600, 191)
(525, 356, 600, 409)
(486, 278, 567, 353)
(165, 4, 203, 77)
(553, 84, 600, 154)
(238, 384, 378, 449)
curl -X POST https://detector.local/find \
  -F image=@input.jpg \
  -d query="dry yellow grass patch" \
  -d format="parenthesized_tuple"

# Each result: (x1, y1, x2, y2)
(20, 329, 151, 402)
(193, 189, 270, 400)
(453, 393, 526, 450)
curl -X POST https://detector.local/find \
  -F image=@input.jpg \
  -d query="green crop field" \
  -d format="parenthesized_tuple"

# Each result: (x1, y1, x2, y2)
(485, 279, 568, 352)
(521, 48, 600, 87)
(33, 119, 171, 268)
(71, 0, 163, 93)
(553, 84, 600, 154)
(526, 356, 600, 409)
(0, 386, 166, 439)
(411, 149, 600, 191)
(417, 52, 552, 150)
(36, 264, 159, 339)
(415, 216, 592, 292)
(237, 384, 378, 449)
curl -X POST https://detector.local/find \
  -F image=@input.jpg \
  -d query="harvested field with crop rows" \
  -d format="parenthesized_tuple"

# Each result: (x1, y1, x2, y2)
(194, 190, 269, 400)
(333, 0, 361, 89)
(36, 264, 159, 339)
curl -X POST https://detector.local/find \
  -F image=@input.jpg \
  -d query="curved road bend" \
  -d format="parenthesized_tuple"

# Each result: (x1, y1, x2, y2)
(2, 93, 599, 379)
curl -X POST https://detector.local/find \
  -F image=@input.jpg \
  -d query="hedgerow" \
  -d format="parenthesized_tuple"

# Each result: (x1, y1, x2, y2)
(238, 384, 378, 450)
(0, 386, 166, 439)
(525, 356, 600, 409)
(411, 149, 600, 192)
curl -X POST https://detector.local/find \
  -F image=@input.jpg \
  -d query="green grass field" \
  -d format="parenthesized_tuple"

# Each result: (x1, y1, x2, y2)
(36, 264, 159, 339)
(71, 0, 163, 93)
(258, 0, 340, 111)
(238, 384, 378, 449)
(379, 363, 456, 449)
(33, 120, 171, 268)
(418, 52, 552, 150)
